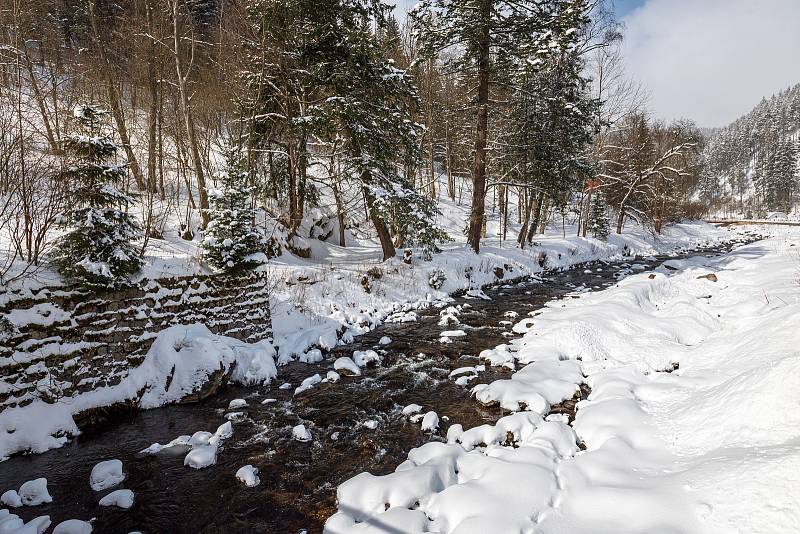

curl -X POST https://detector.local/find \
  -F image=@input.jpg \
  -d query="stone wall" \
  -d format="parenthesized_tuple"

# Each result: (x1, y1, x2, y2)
(0, 274, 273, 412)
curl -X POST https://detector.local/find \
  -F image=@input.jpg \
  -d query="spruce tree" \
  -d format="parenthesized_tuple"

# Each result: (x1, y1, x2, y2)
(588, 193, 610, 240)
(50, 104, 143, 288)
(202, 152, 265, 273)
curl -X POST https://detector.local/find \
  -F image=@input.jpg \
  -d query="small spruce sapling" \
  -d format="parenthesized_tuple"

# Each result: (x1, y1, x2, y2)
(588, 193, 611, 240)
(202, 152, 265, 273)
(50, 104, 143, 287)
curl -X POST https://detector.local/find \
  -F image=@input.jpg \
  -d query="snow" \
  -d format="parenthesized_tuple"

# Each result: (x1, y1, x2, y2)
(183, 422, 233, 469)
(333, 357, 361, 376)
(17, 479, 51, 506)
(0, 491, 21, 508)
(478, 344, 516, 368)
(98, 489, 134, 509)
(227, 399, 248, 410)
(352, 350, 381, 367)
(420, 411, 439, 432)
(326, 229, 800, 534)
(235, 465, 260, 487)
(324, 371, 340, 383)
(52, 520, 93, 534)
(0, 325, 275, 459)
(402, 404, 423, 416)
(292, 424, 312, 442)
(299, 349, 323, 364)
(439, 330, 466, 338)
(0, 510, 50, 533)
(89, 459, 125, 491)
(294, 374, 323, 395)
(377, 336, 392, 345)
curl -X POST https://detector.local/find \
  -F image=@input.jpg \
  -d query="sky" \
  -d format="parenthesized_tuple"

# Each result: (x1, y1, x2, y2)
(392, 0, 800, 128)
(620, 0, 800, 127)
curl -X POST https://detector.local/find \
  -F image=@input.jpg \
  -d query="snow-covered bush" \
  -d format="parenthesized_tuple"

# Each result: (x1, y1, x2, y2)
(308, 211, 334, 242)
(428, 268, 446, 290)
(49, 104, 143, 288)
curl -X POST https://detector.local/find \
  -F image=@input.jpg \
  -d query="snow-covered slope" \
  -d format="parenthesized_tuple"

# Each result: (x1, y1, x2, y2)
(326, 227, 800, 534)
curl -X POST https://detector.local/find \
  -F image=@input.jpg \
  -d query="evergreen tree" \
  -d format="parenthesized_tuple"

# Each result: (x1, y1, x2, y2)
(202, 152, 265, 273)
(50, 104, 143, 288)
(321, 1, 448, 259)
(587, 193, 610, 239)
(411, 0, 593, 252)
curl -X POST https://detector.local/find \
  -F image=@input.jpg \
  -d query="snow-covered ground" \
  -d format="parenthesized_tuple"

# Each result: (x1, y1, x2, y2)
(326, 227, 800, 534)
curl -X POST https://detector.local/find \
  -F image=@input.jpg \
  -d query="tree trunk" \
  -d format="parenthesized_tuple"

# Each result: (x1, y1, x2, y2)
(581, 188, 592, 237)
(146, 1, 159, 194)
(517, 194, 536, 248)
(466, 0, 490, 253)
(88, 0, 145, 190)
(173, 0, 209, 227)
(530, 191, 545, 240)
(21, 52, 60, 154)
(362, 171, 395, 261)
(538, 195, 549, 234)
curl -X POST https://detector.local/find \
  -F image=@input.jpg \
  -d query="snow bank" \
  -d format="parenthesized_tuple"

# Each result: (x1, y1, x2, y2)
(0, 325, 275, 459)
(89, 459, 124, 491)
(327, 229, 800, 534)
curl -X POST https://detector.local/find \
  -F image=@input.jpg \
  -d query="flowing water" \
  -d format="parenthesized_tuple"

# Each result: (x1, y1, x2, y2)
(0, 236, 760, 533)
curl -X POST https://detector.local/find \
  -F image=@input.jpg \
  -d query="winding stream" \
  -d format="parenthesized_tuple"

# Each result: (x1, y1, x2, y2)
(0, 235, 759, 533)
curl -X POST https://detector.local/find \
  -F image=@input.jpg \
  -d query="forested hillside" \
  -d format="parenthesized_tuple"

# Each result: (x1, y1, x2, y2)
(0, 0, 715, 287)
(702, 83, 800, 216)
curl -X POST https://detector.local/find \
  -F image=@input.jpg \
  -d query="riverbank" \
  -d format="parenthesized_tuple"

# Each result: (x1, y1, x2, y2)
(327, 227, 800, 534)
(0, 232, 762, 533)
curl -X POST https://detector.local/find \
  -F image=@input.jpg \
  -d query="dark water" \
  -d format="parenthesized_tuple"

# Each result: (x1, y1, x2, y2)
(0, 235, 760, 533)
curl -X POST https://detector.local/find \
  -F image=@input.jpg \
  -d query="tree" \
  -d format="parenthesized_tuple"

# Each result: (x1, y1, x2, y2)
(411, 0, 592, 252)
(587, 193, 610, 239)
(321, 0, 447, 260)
(202, 151, 265, 273)
(50, 104, 143, 287)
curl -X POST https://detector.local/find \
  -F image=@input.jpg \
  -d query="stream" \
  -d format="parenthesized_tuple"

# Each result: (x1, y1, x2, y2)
(0, 235, 760, 533)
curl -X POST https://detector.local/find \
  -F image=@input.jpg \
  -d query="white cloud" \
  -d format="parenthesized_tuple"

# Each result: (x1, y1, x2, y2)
(621, 0, 800, 127)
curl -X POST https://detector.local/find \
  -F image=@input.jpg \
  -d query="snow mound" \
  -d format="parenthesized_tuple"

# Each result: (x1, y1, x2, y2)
(183, 422, 233, 469)
(352, 350, 381, 367)
(293, 424, 312, 442)
(227, 399, 248, 410)
(90, 459, 125, 491)
(0, 510, 50, 533)
(18, 479, 52, 506)
(98, 489, 134, 509)
(235, 465, 260, 487)
(402, 404, 423, 416)
(52, 519, 93, 534)
(0, 491, 21, 508)
(294, 374, 322, 396)
(333, 357, 361, 376)
(471, 360, 583, 413)
(420, 411, 439, 432)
